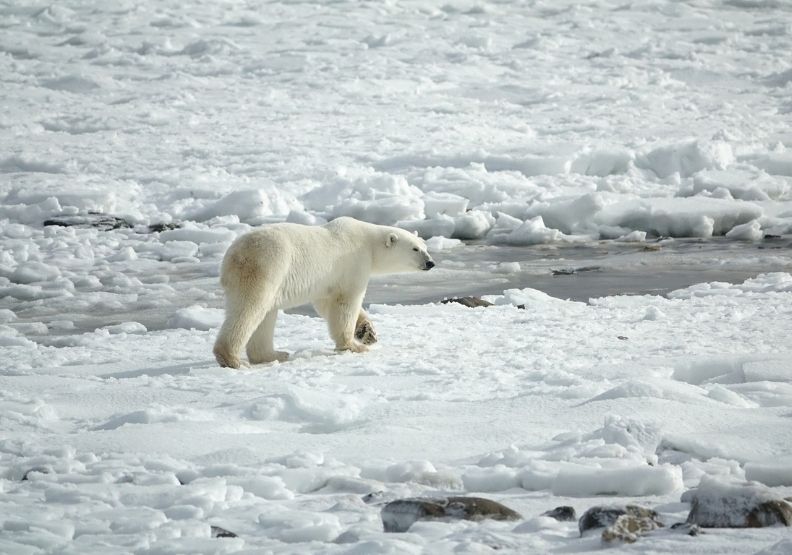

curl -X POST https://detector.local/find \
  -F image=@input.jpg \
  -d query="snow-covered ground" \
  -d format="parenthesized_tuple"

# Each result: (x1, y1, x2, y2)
(2, 0, 792, 553)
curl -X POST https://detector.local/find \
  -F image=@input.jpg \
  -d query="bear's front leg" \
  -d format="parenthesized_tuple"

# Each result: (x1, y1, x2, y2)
(326, 293, 369, 353)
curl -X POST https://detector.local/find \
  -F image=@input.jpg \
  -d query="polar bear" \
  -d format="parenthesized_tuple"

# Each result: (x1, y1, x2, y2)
(213, 217, 435, 368)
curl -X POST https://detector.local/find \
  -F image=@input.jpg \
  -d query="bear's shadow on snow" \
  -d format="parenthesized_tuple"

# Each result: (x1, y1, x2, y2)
(98, 361, 209, 380)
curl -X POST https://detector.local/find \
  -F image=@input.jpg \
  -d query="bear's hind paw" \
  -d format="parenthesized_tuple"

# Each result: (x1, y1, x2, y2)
(214, 346, 244, 369)
(248, 351, 289, 364)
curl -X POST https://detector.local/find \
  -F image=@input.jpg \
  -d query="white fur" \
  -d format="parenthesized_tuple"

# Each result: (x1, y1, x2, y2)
(213, 217, 433, 368)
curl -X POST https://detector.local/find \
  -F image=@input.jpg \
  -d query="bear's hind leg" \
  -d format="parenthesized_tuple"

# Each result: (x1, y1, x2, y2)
(246, 309, 289, 364)
(214, 291, 273, 369)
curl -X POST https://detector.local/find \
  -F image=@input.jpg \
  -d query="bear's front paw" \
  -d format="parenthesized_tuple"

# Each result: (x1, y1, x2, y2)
(248, 351, 290, 364)
(355, 320, 378, 345)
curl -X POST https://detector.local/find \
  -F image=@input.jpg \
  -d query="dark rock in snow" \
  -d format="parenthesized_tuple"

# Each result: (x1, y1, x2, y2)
(148, 222, 182, 232)
(551, 265, 601, 276)
(578, 505, 659, 535)
(683, 476, 792, 528)
(440, 296, 493, 308)
(601, 514, 663, 543)
(382, 496, 522, 533)
(210, 525, 237, 538)
(355, 319, 378, 345)
(542, 506, 577, 521)
(670, 522, 701, 536)
(44, 212, 132, 230)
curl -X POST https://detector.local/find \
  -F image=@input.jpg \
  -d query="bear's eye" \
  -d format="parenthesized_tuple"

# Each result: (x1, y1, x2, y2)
(412, 247, 419, 252)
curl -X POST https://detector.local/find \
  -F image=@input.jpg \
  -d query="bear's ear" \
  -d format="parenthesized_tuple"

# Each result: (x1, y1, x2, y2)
(385, 232, 399, 248)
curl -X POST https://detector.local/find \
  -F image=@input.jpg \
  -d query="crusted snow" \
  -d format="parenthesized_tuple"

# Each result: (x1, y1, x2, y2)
(3, 0, 792, 553)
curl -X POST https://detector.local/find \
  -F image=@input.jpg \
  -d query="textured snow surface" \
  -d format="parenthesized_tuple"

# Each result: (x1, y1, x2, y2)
(2, 0, 792, 241)
(3, 0, 792, 552)
(3, 275, 792, 553)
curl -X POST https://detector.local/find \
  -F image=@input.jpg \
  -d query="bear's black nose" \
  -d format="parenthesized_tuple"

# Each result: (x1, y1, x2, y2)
(424, 261, 435, 270)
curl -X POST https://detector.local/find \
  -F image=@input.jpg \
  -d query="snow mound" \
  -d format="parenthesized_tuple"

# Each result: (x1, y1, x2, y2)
(244, 387, 365, 433)
(486, 287, 587, 310)
(636, 140, 734, 178)
(725, 219, 763, 241)
(158, 225, 237, 245)
(166, 306, 224, 331)
(596, 197, 762, 238)
(186, 189, 299, 223)
(552, 465, 682, 497)
(670, 272, 792, 298)
(425, 236, 462, 251)
(495, 215, 566, 245)
(686, 169, 789, 201)
(94, 405, 214, 430)
(586, 378, 710, 405)
(9, 261, 61, 284)
(465, 417, 676, 496)
(745, 456, 792, 487)
(257, 509, 341, 543)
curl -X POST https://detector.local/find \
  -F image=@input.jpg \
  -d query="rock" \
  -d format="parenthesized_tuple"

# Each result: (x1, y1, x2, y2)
(601, 514, 663, 543)
(440, 297, 493, 308)
(670, 522, 701, 536)
(148, 222, 182, 232)
(44, 212, 132, 230)
(542, 506, 576, 522)
(578, 505, 658, 535)
(684, 476, 792, 528)
(551, 265, 601, 276)
(382, 496, 522, 533)
(355, 320, 378, 345)
(210, 525, 237, 538)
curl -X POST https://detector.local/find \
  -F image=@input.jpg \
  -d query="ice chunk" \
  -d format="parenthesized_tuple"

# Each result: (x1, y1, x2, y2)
(501, 215, 562, 245)
(10, 262, 61, 284)
(302, 168, 425, 225)
(425, 236, 462, 250)
(552, 465, 682, 497)
(451, 210, 494, 239)
(725, 219, 763, 241)
(745, 456, 792, 487)
(636, 140, 734, 178)
(423, 192, 469, 217)
(187, 189, 299, 223)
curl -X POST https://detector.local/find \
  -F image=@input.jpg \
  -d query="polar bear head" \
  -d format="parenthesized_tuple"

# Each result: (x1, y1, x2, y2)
(376, 227, 435, 274)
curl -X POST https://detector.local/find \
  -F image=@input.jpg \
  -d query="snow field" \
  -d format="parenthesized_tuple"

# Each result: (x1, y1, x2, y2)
(3, 1, 792, 246)
(3, 275, 792, 552)
(3, 0, 792, 552)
